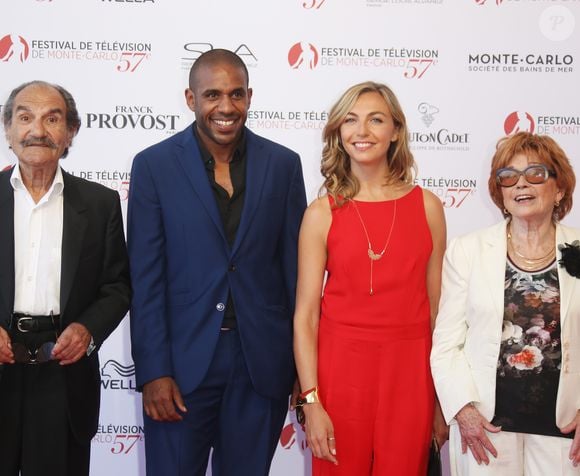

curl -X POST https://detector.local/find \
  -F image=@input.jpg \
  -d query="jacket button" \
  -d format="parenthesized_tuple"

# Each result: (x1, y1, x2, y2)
(229, 264, 236, 272)
(216, 303, 225, 312)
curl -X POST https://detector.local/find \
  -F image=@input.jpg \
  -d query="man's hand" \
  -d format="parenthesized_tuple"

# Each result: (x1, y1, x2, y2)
(52, 322, 92, 365)
(0, 327, 14, 364)
(143, 376, 187, 422)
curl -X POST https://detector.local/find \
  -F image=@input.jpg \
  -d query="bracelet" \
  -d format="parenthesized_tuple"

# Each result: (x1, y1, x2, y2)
(296, 386, 320, 406)
(299, 386, 318, 399)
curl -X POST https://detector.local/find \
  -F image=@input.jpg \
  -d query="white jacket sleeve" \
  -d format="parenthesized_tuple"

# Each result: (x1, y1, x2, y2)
(431, 236, 481, 424)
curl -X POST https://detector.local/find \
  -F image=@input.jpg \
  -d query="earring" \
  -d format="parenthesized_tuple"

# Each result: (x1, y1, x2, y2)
(503, 208, 509, 215)
(555, 201, 560, 208)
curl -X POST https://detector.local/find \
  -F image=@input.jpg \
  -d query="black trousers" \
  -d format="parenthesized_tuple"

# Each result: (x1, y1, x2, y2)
(0, 330, 90, 476)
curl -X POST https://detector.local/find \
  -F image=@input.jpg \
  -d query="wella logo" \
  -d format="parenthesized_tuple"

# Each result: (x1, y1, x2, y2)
(101, 359, 136, 390)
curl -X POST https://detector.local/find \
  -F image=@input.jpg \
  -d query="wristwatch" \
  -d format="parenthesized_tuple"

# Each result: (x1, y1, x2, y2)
(86, 336, 96, 356)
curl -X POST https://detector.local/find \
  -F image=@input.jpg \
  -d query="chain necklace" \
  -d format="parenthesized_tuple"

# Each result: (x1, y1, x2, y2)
(507, 224, 555, 271)
(351, 200, 397, 295)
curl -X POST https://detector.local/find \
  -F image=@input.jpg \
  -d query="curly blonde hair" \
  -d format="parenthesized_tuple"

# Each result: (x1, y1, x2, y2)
(320, 81, 415, 205)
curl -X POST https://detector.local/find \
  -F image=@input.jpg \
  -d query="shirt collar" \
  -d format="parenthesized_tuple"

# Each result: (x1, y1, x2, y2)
(192, 122, 246, 169)
(10, 164, 65, 200)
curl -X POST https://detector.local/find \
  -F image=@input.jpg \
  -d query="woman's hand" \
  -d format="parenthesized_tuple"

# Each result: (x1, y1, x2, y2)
(561, 409, 580, 467)
(303, 403, 338, 465)
(455, 403, 501, 465)
(433, 399, 449, 449)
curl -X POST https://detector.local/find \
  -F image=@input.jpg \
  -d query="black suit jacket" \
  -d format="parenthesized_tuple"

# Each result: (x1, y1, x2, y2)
(0, 167, 131, 442)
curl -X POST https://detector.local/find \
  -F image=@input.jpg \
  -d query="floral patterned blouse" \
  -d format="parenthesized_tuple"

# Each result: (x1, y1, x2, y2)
(491, 258, 573, 438)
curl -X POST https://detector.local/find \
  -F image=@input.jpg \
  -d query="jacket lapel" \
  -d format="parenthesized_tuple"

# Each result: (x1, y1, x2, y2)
(231, 129, 269, 256)
(482, 220, 509, 322)
(60, 171, 88, 318)
(175, 127, 227, 245)
(0, 171, 15, 325)
(556, 224, 576, 328)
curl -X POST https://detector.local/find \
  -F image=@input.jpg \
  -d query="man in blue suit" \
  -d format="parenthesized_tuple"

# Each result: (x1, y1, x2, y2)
(128, 49, 307, 475)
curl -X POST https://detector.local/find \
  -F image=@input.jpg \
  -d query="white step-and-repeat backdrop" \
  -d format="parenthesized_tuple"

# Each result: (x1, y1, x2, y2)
(1, 1, 579, 474)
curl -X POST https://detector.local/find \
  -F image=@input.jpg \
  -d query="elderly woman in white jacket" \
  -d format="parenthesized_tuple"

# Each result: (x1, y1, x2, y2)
(431, 132, 580, 475)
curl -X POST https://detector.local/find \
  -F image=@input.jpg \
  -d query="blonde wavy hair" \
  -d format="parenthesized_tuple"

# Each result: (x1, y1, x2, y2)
(320, 81, 415, 205)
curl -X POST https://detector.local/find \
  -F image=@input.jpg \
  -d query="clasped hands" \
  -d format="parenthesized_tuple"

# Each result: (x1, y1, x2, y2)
(0, 322, 92, 365)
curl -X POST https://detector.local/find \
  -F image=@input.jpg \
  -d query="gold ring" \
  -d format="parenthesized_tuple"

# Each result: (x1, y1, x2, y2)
(327, 437, 335, 441)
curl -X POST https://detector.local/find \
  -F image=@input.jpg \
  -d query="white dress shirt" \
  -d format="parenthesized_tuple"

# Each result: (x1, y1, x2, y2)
(11, 165, 64, 315)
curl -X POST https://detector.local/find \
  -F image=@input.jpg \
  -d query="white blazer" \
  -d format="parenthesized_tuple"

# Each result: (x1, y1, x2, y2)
(431, 220, 580, 429)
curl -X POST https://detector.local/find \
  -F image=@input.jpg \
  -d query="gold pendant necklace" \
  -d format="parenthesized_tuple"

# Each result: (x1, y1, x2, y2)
(351, 200, 397, 295)
(507, 224, 555, 271)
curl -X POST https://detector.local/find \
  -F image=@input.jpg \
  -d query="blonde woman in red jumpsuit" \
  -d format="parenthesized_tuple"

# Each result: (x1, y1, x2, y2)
(293, 81, 447, 475)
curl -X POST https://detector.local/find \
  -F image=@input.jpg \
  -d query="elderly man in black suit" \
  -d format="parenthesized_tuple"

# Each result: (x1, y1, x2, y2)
(0, 80, 131, 476)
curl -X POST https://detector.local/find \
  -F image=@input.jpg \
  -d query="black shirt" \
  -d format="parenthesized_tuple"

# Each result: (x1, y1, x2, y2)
(194, 123, 247, 329)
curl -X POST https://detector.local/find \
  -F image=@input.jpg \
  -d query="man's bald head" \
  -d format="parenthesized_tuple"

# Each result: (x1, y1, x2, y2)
(188, 49, 249, 90)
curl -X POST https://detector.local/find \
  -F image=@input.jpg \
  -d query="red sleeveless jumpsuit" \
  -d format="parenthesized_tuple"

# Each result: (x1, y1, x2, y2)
(314, 186, 434, 475)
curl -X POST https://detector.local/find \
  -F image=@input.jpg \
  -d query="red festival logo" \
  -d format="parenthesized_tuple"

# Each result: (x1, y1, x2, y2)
(279, 424, 298, 450)
(504, 111, 535, 135)
(288, 42, 319, 70)
(279, 422, 308, 451)
(0, 35, 30, 63)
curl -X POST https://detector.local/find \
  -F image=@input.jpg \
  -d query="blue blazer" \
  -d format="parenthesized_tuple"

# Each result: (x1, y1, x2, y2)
(128, 125, 307, 399)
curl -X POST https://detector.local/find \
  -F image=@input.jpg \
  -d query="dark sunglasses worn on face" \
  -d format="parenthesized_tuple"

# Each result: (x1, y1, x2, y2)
(496, 164, 556, 188)
(11, 341, 56, 364)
